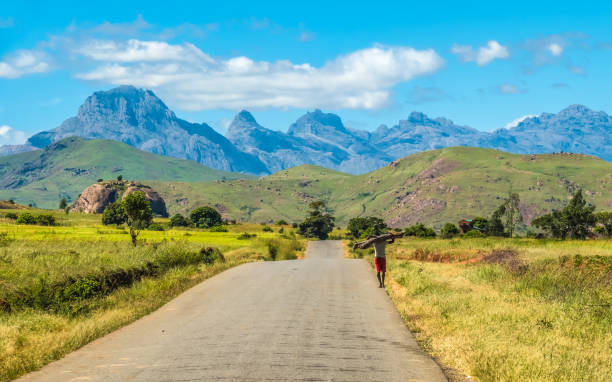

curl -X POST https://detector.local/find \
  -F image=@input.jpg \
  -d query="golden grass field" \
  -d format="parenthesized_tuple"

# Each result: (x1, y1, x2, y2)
(352, 237, 612, 382)
(0, 209, 304, 382)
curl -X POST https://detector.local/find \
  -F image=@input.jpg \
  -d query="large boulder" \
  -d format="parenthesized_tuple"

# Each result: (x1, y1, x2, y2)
(71, 183, 119, 214)
(123, 185, 168, 217)
(71, 180, 168, 216)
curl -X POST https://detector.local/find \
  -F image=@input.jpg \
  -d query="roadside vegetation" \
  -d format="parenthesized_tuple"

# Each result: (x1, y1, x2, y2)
(347, 191, 611, 382)
(0, 205, 304, 382)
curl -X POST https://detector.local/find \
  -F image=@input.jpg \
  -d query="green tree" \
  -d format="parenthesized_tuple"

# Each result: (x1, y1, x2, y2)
(504, 193, 522, 238)
(122, 192, 153, 246)
(594, 211, 612, 237)
(487, 204, 506, 236)
(347, 216, 388, 239)
(563, 189, 596, 239)
(471, 216, 489, 234)
(170, 213, 190, 227)
(102, 202, 127, 225)
(441, 223, 460, 238)
(298, 200, 335, 240)
(532, 189, 596, 240)
(59, 198, 67, 209)
(117, 175, 123, 181)
(405, 223, 436, 238)
(35, 214, 57, 226)
(190, 206, 222, 228)
(532, 211, 568, 239)
(16, 212, 37, 225)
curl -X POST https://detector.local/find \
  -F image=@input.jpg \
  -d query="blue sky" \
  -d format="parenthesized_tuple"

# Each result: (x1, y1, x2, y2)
(1, 0, 612, 144)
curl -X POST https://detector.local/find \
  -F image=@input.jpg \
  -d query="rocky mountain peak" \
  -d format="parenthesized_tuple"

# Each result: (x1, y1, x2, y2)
(234, 110, 257, 124)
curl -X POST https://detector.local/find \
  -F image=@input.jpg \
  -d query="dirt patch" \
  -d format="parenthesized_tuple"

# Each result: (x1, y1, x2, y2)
(482, 249, 528, 274)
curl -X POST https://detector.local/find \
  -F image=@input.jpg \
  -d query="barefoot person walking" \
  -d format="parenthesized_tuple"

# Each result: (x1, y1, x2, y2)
(353, 232, 402, 288)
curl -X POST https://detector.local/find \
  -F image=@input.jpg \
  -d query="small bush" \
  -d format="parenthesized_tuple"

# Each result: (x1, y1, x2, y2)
(210, 225, 228, 232)
(405, 223, 437, 238)
(464, 229, 486, 238)
(16, 212, 37, 225)
(190, 206, 222, 228)
(147, 223, 165, 231)
(35, 214, 57, 226)
(292, 222, 298, 228)
(237, 232, 256, 240)
(262, 226, 273, 232)
(441, 223, 460, 238)
(5, 212, 18, 220)
(278, 227, 284, 234)
(276, 219, 288, 225)
(267, 241, 279, 260)
(169, 213, 190, 227)
(200, 247, 225, 265)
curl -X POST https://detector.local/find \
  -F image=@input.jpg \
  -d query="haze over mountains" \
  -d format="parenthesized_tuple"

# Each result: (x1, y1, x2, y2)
(2, 85, 610, 174)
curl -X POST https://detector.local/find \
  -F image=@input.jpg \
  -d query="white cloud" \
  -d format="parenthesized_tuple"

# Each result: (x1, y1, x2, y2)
(299, 31, 316, 42)
(77, 39, 213, 63)
(0, 125, 27, 145)
(498, 83, 523, 94)
(452, 40, 509, 66)
(547, 43, 563, 56)
(504, 114, 536, 129)
(0, 49, 50, 78)
(77, 41, 444, 110)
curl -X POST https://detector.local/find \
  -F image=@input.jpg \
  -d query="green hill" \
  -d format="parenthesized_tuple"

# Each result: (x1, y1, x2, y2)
(149, 147, 612, 228)
(0, 137, 254, 208)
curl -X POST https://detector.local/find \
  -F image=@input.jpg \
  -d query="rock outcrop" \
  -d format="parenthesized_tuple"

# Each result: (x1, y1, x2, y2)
(71, 180, 168, 216)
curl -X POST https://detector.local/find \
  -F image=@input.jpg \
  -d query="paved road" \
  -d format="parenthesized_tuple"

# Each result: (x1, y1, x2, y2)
(18, 241, 446, 382)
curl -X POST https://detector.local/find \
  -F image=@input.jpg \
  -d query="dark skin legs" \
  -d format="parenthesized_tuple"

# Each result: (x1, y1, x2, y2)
(376, 271, 385, 288)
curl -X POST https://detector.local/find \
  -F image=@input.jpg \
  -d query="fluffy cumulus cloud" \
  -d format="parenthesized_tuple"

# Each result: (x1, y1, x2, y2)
(451, 40, 509, 66)
(0, 125, 27, 145)
(0, 49, 50, 78)
(77, 41, 444, 110)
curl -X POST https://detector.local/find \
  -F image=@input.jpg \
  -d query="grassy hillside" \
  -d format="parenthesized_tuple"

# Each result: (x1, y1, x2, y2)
(0, 137, 254, 209)
(151, 147, 612, 228)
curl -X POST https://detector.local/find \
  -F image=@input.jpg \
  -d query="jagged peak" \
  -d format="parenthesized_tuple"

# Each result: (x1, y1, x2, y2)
(233, 109, 258, 125)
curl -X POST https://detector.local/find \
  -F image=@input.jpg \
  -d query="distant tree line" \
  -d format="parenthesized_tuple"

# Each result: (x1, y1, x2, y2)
(344, 189, 610, 241)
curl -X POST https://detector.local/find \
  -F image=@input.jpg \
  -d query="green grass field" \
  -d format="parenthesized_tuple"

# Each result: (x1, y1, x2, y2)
(352, 237, 612, 382)
(0, 209, 303, 382)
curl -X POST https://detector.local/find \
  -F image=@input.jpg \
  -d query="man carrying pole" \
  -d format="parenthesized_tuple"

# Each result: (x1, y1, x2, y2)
(353, 232, 403, 288)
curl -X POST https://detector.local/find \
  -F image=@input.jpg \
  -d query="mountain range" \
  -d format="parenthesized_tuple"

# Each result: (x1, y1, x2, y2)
(1, 85, 610, 174)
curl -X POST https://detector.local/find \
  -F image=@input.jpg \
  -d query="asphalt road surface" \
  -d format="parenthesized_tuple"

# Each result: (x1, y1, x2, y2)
(17, 240, 447, 382)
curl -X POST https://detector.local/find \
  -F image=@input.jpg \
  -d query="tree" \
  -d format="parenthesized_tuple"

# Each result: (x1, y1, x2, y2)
(347, 216, 388, 239)
(16, 213, 37, 225)
(122, 192, 153, 246)
(471, 216, 489, 234)
(487, 204, 506, 237)
(190, 206, 222, 228)
(563, 189, 596, 239)
(532, 189, 596, 240)
(594, 211, 612, 237)
(102, 202, 127, 225)
(298, 200, 335, 240)
(170, 213, 190, 227)
(405, 223, 436, 238)
(117, 175, 123, 181)
(504, 193, 522, 238)
(59, 198, 67, 209)
(532, 211, 568, 239)
(441, 223, 460, 238)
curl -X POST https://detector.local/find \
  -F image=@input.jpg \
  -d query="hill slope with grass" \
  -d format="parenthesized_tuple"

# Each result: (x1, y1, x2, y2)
(0, 136, 253, 209)
(150, 147, 612, 228)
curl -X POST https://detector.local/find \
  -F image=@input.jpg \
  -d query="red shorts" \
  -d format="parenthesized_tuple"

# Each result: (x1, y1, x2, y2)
(375, 257, 386, 272)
